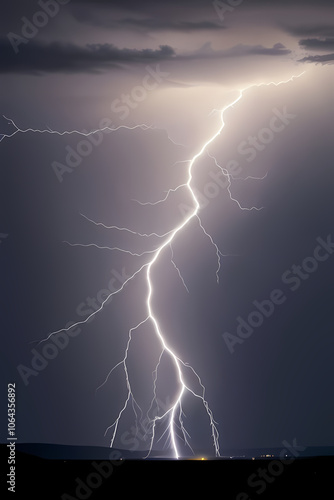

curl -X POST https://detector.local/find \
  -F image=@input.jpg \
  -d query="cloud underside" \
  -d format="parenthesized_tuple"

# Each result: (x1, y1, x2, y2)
(0, 39, 292, 74)
(299, 37, 334, 51)
(298, 36, 334, 63)
(299, 53, 334, 63)
(283, 24, 334, 65)
(71, 14, 225, 32)
(1, 40, 175, 73)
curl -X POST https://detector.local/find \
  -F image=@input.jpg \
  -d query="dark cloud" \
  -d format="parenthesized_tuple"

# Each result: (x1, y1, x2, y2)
(72, 11, 224, 31)
(299, 53, 334, 64)
(180, 42, 291, 60)
(299, 37, 334, 51)
(0, 38, 175, 74)
(118, 18, 223, 31)
(68, 0, 334, 35)
(284, 24, 334, 38)
(0, 36, 291, 74)
(242, 42, 291, 56)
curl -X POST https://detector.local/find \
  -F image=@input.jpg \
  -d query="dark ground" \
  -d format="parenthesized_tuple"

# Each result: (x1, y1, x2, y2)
(1, 444, 333, 499)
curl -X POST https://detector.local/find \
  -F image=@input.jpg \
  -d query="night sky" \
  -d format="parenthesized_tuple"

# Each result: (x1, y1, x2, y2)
(1, 0, 334, 458)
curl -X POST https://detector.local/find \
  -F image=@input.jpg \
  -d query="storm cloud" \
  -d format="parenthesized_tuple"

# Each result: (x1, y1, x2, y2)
(299, 37, 334, 51)
(299, 52, 334, 64)
(1, 35, 292, 74)
(0, 38, 175, 73)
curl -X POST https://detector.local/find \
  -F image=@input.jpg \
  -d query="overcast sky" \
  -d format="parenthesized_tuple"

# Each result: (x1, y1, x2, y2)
(1, 0, 334, 458)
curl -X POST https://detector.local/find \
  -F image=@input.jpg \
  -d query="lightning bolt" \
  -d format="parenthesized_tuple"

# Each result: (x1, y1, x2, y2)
(3, 70, 306, 459)
(111, 71, 306, 459)
(0, 116, 152, 142)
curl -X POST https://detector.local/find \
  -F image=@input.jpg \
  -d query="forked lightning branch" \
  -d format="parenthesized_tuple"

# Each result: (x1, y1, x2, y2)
(3, 71, 305, 459)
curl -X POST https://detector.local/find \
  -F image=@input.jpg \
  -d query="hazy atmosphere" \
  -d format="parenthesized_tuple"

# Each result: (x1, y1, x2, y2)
(1, 0, 334, 459)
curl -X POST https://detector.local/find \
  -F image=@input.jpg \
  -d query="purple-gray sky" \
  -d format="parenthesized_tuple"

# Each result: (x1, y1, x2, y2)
(1, 0, 334, 458)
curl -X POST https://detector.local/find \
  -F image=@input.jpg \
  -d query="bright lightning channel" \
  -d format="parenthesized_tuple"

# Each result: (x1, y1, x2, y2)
(2, 70, 306, 459)
(119, 72, 306, 459)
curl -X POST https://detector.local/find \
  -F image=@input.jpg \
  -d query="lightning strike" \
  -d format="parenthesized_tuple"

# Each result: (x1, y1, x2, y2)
(102, 71, 306, 460)
(170, 244, 190, 293)
(63, 240, 158, 258)
(132, 183, 187, 206)
(3, 70, 306, 459)
(80, 212, 174, 239)
(0, 115, 152, 142)
(207, 151, 269, 209)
